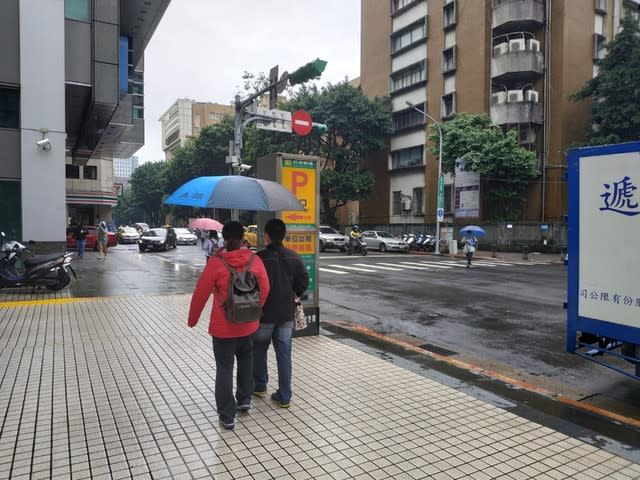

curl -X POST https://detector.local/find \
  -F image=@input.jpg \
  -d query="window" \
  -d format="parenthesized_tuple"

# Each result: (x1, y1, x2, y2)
(441, 92, 456, 118)
(0, 87, 19, 129)
(413, 187, 424, 214)
(391, 20, 427, 54)
(443, 1, 456, 30)
(593, 33, 607, 60)
(392, 191, 402, 215)
(442, 46, 456, 74)
(391, 61, 426, 93)
(391, 0, 419, 15)
(83, 165, 97, 180)
(391, 146, 424, 169)
(595, 0, 607, 13)
(392, 105, 425, 132)
(444, 185, 453, 213)
(65, 0, 90, 21)
(133, 108, 144, 119)
(65, 165, 80, 179)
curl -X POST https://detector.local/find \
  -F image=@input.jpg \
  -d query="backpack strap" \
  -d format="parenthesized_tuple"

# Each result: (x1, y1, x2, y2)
(216, 252, 255, 272)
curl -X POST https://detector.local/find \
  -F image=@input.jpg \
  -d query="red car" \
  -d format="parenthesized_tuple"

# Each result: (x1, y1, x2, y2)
(66, 226, 117, 250)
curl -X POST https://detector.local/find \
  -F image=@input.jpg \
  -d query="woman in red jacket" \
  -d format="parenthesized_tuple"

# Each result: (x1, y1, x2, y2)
(188, 221, 270, 430)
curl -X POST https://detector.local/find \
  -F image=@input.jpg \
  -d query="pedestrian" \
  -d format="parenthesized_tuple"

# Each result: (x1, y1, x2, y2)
(97, 221, 108, 259)
(187, 221, 270, 430)
(73, 221, 88, 259)
(203, 230, 222, 263)
(461, 231, 478, 267)
(253, 218, 310, 408)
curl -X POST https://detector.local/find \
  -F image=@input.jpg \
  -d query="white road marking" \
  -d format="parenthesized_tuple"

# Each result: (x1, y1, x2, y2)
(403, 261, 452, 269)
(327, 264, 377, 272)
(385, 262, 429, 270)
(319, 267, 348, 275)
(353, 263, 403, 271)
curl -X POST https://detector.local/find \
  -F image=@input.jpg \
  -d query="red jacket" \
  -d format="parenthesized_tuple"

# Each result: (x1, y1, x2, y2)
(188, 248, 270, 338)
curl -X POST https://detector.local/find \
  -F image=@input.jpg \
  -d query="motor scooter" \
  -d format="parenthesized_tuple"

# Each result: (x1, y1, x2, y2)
(0, 232, 76, 291)
(346, 236, 368, 256)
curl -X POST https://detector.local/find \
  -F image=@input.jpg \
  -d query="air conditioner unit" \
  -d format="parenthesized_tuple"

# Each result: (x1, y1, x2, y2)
(525, 90, 539, 102)
(491, 92, 507, 105)
(509, 39, 525, 52)
(508, 90, 524, 102)
(402, 198, 412, 211)
(493, 42, 509, 57)
(527, 39, 540, 52)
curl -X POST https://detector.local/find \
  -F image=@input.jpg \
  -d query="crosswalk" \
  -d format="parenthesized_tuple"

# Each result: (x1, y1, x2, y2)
(320, 257, 551, 275)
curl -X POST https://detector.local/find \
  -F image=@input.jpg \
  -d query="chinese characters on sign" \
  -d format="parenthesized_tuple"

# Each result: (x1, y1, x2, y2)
(600, 176, 639, 216)
(283, 232, 315, 253)
(580, 289, 640, 307)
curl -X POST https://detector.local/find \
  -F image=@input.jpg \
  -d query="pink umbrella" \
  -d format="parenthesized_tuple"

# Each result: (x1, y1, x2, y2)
(189, 218, 223, 231)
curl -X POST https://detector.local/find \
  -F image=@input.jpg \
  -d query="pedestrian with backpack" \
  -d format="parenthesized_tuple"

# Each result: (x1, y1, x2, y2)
(253, 219, 309, 408)
(187, 221, 270, 430)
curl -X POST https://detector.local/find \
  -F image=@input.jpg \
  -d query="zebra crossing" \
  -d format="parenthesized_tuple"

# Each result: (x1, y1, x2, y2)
(319, 257, 551, 275)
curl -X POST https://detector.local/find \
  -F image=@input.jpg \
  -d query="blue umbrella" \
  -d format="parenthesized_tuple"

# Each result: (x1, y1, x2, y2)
(164, 176, 305, 211)
(459, 225, 486, 236)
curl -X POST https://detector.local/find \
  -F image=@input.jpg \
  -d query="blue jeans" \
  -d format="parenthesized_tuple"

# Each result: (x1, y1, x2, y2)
(253, 321, 293, 402)
(76, 239, 86, 258)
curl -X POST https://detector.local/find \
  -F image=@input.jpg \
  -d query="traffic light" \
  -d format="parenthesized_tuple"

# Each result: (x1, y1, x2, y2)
(312, 122, 328, 133)
(288, 58, 328, 85)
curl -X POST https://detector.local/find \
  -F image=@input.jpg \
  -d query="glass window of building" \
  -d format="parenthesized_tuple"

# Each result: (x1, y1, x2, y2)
(65, 165, 80, 179)
(391, 61, 426, 93)
(65, 0, 90, 21)
(412, 187, 424, 214)
(0, 87, 19, 129)
(392, 105, 425, 132)
(442, 47, 456, 73)
(83, 165, 97, 180)
(443, 1, 456, 29)
(391, 146, 424, 169)
(392, 191, 402, 215)
(391, 20, 426, 54)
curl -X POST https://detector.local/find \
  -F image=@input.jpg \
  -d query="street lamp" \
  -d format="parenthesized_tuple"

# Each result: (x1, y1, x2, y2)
(406, 101, 443, 255)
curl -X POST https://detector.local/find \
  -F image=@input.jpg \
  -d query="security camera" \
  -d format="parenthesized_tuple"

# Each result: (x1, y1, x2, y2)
(234, 163, 253, 172)
(36, 138, 51, 150)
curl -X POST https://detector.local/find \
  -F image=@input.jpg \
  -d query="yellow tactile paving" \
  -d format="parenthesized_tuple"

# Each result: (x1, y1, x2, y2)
(0, 294, 638, 479)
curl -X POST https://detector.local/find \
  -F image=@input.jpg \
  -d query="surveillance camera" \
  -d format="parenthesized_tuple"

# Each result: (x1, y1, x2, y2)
(234, 163, 253, 172)
(36, 138, 51, 150)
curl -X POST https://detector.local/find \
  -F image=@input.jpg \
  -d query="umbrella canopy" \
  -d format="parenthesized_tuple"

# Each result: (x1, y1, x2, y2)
(164, 176, 304, 212)
(189, 218, 223, 231)
(460, 225, 486, 236)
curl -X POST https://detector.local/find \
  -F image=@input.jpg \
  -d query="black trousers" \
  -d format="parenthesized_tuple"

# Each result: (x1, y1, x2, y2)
(212, 335, 254, 422)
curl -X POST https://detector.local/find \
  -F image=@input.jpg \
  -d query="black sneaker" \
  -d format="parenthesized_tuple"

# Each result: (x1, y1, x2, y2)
(270, 392, 290, 409)
(252, 389, 267, 398)
(237, 401, 252, 412)
(219, 418, 235, 430)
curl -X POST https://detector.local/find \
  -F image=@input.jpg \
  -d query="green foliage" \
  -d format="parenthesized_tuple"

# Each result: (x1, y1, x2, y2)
(429, 113, 538, 221)
(129, 161, 169, 226)
(570, 14, 640, 145)
(112, 188, 145, 226)
(244, 82, 392, 225)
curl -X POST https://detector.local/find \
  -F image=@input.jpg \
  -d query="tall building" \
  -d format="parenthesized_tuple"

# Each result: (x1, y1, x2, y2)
(113, 156, 140, 179)
(0, 0, 170, 249)
(159, 99, 234, 160)
(360, 0, 640, 227)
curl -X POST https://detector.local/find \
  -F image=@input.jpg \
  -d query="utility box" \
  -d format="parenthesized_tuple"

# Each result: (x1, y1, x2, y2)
(257, 153, 321, 337)
(448, 239, 458, 255)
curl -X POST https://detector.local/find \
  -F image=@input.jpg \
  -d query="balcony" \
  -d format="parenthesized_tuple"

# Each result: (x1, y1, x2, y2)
(490, 93, 543, 125)
(492, 41, 543, 82)
(492, 0, 545, 35)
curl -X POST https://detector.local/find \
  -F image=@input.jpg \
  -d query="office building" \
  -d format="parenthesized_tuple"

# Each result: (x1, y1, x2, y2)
(160, 99, 234, 160)
(0, 0, 170, 249)
(360, 0, 640, 226)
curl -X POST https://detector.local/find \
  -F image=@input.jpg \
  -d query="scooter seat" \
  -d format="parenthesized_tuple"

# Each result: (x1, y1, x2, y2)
(24, 254, 62, 267)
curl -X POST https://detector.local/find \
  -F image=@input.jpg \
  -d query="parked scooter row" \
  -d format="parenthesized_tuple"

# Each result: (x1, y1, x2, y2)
(0, 231, 76, 291)
(401, 232, 436, 252)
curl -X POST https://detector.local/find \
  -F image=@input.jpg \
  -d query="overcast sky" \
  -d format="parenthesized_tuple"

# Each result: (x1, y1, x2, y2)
(134, 0, 361, 164)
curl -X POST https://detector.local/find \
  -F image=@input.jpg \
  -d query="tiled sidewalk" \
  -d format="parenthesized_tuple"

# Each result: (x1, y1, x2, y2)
(0, 295, 638, 480)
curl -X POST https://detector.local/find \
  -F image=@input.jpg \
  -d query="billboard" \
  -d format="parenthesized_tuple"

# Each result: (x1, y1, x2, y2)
(454, 159, 480, 218)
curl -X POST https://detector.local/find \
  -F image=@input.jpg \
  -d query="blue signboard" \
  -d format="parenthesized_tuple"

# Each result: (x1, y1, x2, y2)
(567, 141, 640, 379)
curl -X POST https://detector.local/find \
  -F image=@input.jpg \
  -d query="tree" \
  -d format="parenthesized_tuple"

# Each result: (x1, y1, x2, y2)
(570, 14, 640, 145)
(429, 113, 539, 221)
(112, 188, 145, 226)
(244, 82, 392, 225)
(130, 161, 169, 226)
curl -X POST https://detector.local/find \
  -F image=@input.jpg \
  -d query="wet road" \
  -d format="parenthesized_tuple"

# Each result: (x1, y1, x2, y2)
(60, 244, 640, 420)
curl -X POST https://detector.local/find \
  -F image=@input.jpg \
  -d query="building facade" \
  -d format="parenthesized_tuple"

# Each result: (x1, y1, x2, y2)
(360, 0, 640, 227)
(159, 99, 234, 160)
(0, 0, 170, 249)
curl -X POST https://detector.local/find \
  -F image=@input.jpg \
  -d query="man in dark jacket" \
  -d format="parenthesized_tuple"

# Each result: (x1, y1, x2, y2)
(254, 218, 309, 408)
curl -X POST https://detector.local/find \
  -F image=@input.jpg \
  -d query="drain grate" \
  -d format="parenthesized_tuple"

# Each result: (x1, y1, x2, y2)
(417, 343, 458, 356)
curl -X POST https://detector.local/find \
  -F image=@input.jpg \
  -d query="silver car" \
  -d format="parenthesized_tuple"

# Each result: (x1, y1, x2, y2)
(361, 230, 409, 253)
(174, 227, 198, 245)
(318, 225, 348, 252)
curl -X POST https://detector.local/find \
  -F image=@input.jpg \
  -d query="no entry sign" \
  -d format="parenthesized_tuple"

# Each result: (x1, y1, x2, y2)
(291, 110, 313, 136)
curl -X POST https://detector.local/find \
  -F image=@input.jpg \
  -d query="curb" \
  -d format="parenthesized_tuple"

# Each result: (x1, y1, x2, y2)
(324, 319, 640, 430)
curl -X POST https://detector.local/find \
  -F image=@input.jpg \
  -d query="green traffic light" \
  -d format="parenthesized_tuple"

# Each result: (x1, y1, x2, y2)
(288, 58, 328, 85)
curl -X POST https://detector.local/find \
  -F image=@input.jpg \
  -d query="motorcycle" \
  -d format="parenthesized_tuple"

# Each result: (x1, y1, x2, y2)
(346, 236, 368, 256)
(0, 231, 76, 291)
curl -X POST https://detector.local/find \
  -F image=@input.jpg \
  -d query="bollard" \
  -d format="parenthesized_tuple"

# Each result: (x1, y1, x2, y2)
(522, 245, 529, 261)
(491, 244, 497, 258)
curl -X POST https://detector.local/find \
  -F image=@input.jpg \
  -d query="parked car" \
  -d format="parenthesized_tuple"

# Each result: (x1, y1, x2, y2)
(361, 230, 409, 252)
(318, 225, 348, 252)
(244, 225, 258, 248)
(66, 225, 117, 250)
(133, 222, 150, 233)
(174, 227, 198, 245)
(138, 228, 178, 252)
(116, 226, 140, 244)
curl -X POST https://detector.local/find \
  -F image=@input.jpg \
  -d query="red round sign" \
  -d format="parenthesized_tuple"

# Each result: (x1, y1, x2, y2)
(291, 110, 313, 136)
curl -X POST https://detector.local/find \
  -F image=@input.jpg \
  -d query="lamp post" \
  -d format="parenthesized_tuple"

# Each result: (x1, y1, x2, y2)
(406, 101, 443, 255)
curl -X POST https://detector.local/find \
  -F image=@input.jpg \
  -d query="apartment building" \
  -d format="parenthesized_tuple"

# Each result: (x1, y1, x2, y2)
(160, 99, 234, 160)
(360, 0, 640, 226)
(0, 0, 170, 249)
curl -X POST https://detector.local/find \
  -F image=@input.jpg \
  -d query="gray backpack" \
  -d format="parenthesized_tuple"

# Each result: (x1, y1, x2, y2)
(216, 253, 262, 323)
